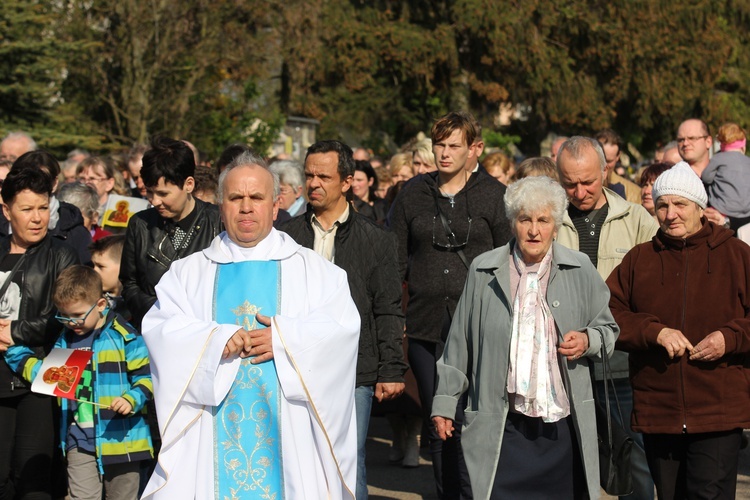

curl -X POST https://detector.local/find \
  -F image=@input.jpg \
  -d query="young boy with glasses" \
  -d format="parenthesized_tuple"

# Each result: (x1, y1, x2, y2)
(4, 265, 153, 500)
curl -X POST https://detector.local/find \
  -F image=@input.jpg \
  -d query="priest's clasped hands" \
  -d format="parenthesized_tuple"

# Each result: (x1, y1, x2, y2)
(222, 313, 274, 363)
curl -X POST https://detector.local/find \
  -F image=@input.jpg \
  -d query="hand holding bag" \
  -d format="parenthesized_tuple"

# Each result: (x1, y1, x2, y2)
(592, 331, 634, 496)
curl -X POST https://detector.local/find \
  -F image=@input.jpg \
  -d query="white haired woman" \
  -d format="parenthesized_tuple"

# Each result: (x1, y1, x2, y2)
(432, 176, 618, 499)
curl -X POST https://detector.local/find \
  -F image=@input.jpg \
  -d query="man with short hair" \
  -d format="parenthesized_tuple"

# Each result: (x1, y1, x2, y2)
(550, 135, 568, 162)
(595, 128, 641, 204)
(676, 119, 713, 176)
(656, 141, 681, 164)
(141, 152, 360, 499)
(0, 131, 36, 161)
(556, 136, 658, 500)
(463, 115, 485, 173)
(281, 140, 407, 499)
(389, 111, 511, 498)
(353, 147, 370, 161)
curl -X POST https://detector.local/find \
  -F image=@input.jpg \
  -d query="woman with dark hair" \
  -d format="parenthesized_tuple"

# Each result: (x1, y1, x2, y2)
(0, 164, 79, 499)
(638, 162, 674, 217)
(120, 136, 222, 329)
(0, 150, 92, 264)
(352, 160, 387, 224)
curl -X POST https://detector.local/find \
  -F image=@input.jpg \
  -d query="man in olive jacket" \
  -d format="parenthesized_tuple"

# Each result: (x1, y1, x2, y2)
(555, 136, 658, 500)
(280, 140, 406, 500)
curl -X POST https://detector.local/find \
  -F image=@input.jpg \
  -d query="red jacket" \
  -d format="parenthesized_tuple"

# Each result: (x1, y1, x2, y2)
(607, 220, 750, 434)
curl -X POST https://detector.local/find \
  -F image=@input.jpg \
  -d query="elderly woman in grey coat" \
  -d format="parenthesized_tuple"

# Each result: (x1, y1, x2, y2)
(432, 176, 618, 499)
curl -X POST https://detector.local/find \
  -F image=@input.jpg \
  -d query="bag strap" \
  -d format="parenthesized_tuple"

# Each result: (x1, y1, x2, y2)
(431, 188, 470, 270)
(0, 253, 26, 300)
(593, 330, 626, 450)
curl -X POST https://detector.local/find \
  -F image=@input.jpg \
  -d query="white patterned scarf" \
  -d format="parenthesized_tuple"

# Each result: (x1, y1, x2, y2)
(507, 244, 570, 422)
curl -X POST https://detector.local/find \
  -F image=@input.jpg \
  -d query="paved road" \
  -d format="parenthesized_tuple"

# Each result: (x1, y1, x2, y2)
(365, 417, 750, 499)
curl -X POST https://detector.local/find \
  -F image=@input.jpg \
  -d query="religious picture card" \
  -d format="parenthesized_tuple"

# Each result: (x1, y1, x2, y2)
(31, 348, 93, 399)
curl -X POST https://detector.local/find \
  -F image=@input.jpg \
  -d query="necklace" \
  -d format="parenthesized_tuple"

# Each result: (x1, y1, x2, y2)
(438, 170, 468, 209)
(444, 193, 456, 208)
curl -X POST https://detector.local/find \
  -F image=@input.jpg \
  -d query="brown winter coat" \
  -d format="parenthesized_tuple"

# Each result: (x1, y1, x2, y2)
(607, 219, 750, 434)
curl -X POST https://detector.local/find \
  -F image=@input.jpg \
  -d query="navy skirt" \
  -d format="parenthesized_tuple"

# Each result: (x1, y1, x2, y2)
(490, 412, 587, 499)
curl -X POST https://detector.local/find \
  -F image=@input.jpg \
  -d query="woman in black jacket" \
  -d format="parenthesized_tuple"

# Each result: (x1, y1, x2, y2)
(119, 137, 222, 330)
(0, 163, 79, 499)
(0, 151, 92, 265)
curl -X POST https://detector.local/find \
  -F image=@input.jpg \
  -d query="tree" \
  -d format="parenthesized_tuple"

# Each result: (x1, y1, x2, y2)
(0, 0, 103, 152)
(59, 0, 281, 155)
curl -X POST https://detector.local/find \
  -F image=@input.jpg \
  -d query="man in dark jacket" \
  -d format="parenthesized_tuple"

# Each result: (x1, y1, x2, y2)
(120, 137, 222, 329)
(280, 140, 407, 500)
(388, 111, 511, 499)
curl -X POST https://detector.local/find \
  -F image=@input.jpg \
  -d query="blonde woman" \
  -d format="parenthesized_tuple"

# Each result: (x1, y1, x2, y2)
(483, 152, 515, 184)
(412, 140, 437, 175)
(390, 153, 414, 184)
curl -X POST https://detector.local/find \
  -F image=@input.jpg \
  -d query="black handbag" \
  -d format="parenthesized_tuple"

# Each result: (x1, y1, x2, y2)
(593, 332, 634, 496)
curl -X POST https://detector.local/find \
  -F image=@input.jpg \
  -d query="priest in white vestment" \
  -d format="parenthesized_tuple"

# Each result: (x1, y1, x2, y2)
(141, 152, 360, 499)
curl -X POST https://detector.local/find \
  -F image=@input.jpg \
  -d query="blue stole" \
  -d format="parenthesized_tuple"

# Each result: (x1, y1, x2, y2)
(213, 261, 283, 499)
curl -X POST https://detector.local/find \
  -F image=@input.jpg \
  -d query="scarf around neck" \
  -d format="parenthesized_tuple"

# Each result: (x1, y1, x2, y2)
(507, 244, 570, 422)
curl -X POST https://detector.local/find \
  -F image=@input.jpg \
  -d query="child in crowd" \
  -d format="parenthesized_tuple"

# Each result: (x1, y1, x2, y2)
(90, 235, 130, 321)
(5, 265, 153, 500)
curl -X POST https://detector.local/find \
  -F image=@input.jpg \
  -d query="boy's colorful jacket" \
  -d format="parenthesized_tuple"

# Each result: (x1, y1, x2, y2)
(5, 309, 153, 472)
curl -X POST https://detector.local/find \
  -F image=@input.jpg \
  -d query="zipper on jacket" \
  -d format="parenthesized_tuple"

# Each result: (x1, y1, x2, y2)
(679, 242, 689, 433)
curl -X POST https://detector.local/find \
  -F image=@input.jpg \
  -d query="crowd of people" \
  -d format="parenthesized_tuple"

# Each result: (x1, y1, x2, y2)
(0, 110, 748, 500)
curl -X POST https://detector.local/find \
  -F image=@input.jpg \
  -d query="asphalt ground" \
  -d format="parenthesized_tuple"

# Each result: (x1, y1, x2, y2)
(365, 417, 750, 499)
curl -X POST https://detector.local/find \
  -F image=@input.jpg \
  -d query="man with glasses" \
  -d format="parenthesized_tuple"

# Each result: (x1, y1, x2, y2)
(555, 136, 658, 500)
(388, 111, 511, 499)
(676, 119, 713, 176)
(595, 128, 641, 205)
(281, 140, 406, 499)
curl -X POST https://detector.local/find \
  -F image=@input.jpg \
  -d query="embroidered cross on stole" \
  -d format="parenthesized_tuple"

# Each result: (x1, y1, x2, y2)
(213, 260, 283, 499)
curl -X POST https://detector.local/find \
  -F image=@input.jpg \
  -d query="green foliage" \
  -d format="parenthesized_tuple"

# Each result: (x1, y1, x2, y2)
(0, 0, 96, 152)
(6, 0, 750, 158)
(194, 80, 284, 158)
(482, 129, 521, 153)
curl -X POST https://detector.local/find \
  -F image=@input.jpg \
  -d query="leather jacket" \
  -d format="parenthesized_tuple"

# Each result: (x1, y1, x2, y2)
(120, 199, 222, 328)
(0, 234, 80, 396)
(280, 205, 407, 387)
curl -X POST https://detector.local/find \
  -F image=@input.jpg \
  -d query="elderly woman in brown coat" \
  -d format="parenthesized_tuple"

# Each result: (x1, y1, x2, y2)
(608, 162, 750, 499)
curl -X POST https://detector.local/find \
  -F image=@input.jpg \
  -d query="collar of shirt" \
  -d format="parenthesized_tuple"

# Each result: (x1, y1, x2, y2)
(311, 204, 350, 262)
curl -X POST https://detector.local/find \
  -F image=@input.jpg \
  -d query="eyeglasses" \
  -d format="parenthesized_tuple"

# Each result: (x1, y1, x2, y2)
(55, 303, 98, 327)
(78, 176, 108, 183)
(676, 136, 709, 144)
(432, 216, 472, 250)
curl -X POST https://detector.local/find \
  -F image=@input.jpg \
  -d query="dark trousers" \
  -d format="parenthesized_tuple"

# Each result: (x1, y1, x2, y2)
(643, 429, 742, 500)
(0, 392, 55, 500)
(408, 338, 472, 499)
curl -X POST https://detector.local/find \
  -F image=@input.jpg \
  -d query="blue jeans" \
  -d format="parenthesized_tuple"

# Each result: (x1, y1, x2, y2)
(354, 385, 374, 500)
(596, 378, 655, 500)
